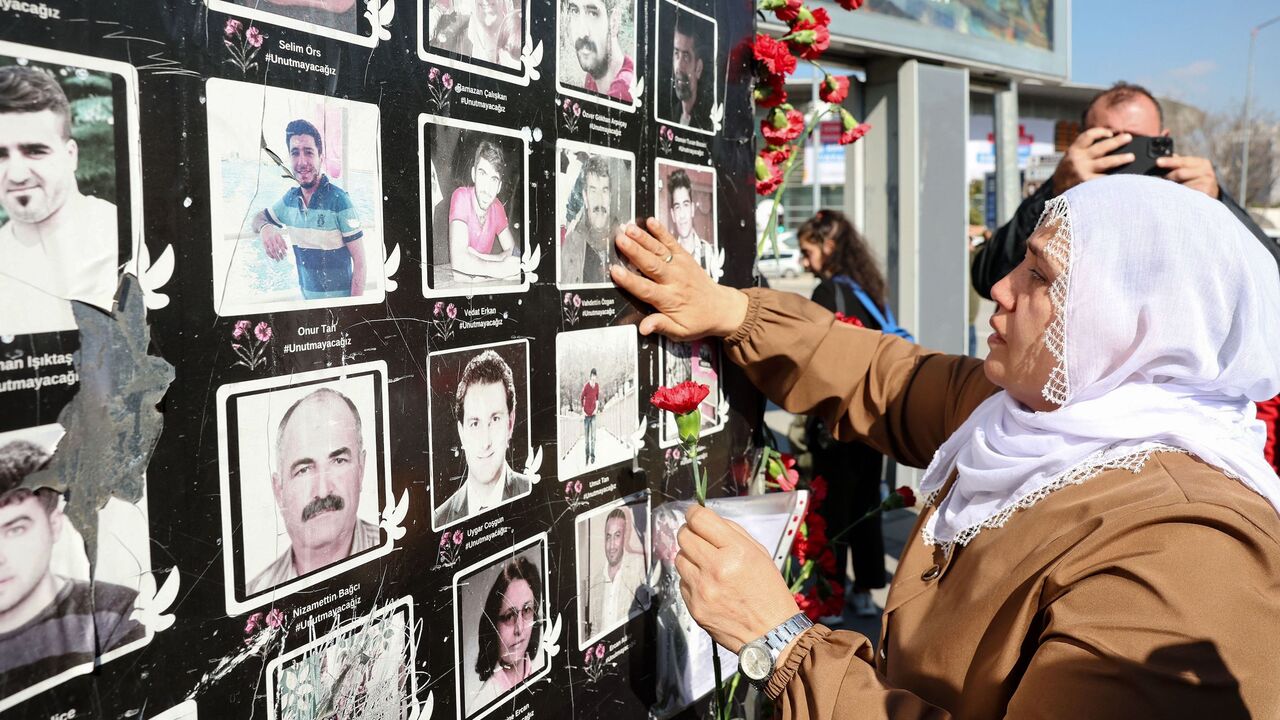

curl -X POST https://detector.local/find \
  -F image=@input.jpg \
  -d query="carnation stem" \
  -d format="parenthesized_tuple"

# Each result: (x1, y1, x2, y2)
(756, 106, 838, 260)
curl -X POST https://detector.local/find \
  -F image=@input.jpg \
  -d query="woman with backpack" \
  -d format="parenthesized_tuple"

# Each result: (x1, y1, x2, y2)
(795, 209, 909, 619)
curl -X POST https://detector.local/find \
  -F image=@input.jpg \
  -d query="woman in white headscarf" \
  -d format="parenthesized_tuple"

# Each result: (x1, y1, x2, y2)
(610, 175, 1280, 718)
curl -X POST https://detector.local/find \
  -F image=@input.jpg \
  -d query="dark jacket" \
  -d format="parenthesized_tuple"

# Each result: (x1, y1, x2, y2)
(433, 466, 533, 529)
(971, 181, 1280, 300)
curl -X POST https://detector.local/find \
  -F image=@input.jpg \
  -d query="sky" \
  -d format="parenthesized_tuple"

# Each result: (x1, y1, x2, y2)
(1072, 0, 1280, 117)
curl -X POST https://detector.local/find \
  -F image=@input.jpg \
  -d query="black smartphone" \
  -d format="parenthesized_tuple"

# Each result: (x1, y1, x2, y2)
(1105, 134, 1174, 177)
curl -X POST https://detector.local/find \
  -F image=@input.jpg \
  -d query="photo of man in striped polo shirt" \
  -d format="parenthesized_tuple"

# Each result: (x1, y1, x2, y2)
(0, 440, 143, 695)
(250, 119, 368, 301)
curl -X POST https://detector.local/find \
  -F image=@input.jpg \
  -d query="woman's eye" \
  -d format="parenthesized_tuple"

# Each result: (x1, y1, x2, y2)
(1027, 266, 1046, 284)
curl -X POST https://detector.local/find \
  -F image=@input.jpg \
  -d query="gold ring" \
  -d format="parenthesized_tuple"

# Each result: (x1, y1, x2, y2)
(662, 252, 674, 263)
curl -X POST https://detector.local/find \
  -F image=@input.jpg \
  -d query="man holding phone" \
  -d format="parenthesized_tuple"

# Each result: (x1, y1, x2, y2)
(971, 82, 1278, 299)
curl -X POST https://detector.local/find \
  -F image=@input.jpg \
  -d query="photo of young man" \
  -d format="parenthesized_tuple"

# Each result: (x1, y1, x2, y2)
(658, 164, 716, 272)
(0, 63, 125, 336)
(557, 143, 633, 288)
(558, 0, 636, 103)
(250, 119, 367, 301)
(577, 501, 648, 644)
(657, 1, 715, 131)
(248, 387, 381, 595)
(430, 344, 533, 530)
(660, 338, 722, 445)
(426, 0, 523, 69)
(0, 440, 143, 696)
(422, 118, 528, 295)
(207, 80, 385, 316)
(556, 326, 639, 478)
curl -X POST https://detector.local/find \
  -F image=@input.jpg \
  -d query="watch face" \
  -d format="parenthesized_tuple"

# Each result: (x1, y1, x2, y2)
(739, 643, 772, 681)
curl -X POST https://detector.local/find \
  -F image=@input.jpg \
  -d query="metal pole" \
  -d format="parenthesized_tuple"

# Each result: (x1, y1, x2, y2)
(1240, 14, 1280, 205)
(811, 69, 821, 216)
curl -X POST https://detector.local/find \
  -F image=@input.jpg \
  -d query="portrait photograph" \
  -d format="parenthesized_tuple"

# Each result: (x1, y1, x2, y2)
(555, 325, 639, 479)
(574, 492, 650, 648)
(556, 140, 634, 289)
(267, 596, 419, 720)
(654, 0, 716, 133)
(216, 362, 393, 615)
(419, 115, 530, 298)
(206, 78, 386, 317)
(427, 340, 533, 532)
(555, 0, 639, 109)
(654, 160, 717, 276)
(658, 337, 723, 447)
(419, 0, 529, 78)
(0, 424, 155, 713)
(453, 534, 550, 720)
(0, 43, 141, 338)
(207, 0, 376, 47)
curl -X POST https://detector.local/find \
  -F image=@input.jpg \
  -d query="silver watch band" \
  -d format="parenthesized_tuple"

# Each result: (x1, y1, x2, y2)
(764, 612, 813, 656)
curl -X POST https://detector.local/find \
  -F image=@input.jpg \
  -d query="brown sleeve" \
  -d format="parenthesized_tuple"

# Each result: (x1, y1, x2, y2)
(725, 288, 998, 468)
(765, 626, 952, 720)
(1005, 503, 1280, 719)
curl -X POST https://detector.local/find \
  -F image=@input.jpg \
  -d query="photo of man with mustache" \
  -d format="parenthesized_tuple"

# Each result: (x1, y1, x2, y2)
(657, 4, 713, 130)
(248, 387, 381, 594)
(561, 153, 618, 285)
(561, 0, 634, 102)
(249, 118, 368, 302)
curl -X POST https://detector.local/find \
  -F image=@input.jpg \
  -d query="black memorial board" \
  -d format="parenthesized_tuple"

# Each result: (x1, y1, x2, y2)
(0, 0, 758, 717)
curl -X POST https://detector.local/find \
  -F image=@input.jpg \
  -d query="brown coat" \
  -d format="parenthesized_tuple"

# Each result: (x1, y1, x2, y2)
(725, 288, 1280, 719)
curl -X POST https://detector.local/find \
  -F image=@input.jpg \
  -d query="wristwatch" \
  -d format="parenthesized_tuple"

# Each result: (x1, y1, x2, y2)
(738, 612, 814, 687)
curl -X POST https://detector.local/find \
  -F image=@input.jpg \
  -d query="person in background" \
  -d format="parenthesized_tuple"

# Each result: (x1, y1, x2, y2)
(971, 81, 1279, 300)
(795, 210, 886, 619)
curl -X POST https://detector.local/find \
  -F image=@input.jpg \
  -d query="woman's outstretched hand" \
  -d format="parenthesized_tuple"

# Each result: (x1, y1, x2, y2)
(610, 218, 750, 340)
(676, 504, 802, 652)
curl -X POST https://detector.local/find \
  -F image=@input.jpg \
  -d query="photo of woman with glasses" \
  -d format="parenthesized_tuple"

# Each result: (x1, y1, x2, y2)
(454, 538, 549, 720)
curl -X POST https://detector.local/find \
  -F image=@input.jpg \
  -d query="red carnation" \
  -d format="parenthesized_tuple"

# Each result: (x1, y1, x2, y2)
(837, 0, 864, 9)
(819, 74, 850, 105)
(834, 311, 864, 327)
(810, 7, 831, 26)
(818, 583, 845, 619)
(650, 381, 710, 415)
(756, 154, 783, 196)
(774, 0, 802, 23)
(760, 144, 792, 166)
(817, 548, 837, 575)
(761, 108, 805, 146)
(809, 475, 828, 506)
(795, 590, 821, 620)
(753, 34, 797, 77)
(754, 72, 788, 108)
(840, 122, 871, 145)
(786, 21, 830, 61)
(895, 486, 917, 508)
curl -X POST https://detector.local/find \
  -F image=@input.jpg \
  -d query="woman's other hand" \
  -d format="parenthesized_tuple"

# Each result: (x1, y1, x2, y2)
(610, 218, 749, 340)
(676, 504, 802, 651)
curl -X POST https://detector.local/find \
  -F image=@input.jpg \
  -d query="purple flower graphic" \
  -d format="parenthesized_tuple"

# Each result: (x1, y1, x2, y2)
(595, 643, 606, 659)
(246, 26, 264, 48)
(231, 318, 272, 370)
(574, 480, 583, 493)
(429, 67, 440, 82)
(572, 102, 581, 117)
(441, 533, 450, 547)
(225, 18, 243, 36)
(563, 98, 572, 110)
(244, 612, 263, 635)
(573, 294, 582, 308)
(442, 73, 454, 90)
(452, 529, 464, 545)
(446, 303, 458, 319)
(224, 20, 265, 76)
(584, 649, 594, 664)
(564, 294, 572, 305)
(265, 608, 285, 628)
(433, 301, 444, 317)
(564, 481, 573, 495)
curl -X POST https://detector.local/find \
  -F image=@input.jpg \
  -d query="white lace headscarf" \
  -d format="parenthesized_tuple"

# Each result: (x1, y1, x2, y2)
(920, 175, 1280, 549)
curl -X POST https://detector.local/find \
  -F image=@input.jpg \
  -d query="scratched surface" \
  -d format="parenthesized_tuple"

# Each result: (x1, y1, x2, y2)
(0, 0, 758, 718)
